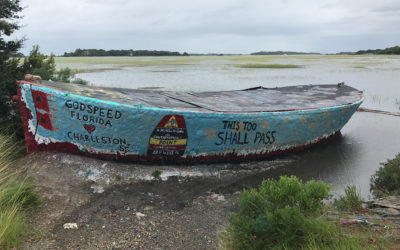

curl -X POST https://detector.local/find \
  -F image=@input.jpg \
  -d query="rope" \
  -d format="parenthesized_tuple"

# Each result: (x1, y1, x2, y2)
(357, 107, 400, 117)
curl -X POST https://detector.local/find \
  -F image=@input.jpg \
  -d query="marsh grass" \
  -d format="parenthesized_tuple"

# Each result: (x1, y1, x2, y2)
(303, 229, 391, 250)
(226, 56, 274, 62)
(225, 54, 340, 62)
(0, 132, 41, 249)
(371, 95, 382, 104)
(71, 67, 122, 74)
(237, 63, 302, 69)
(0, 205, 24, 249)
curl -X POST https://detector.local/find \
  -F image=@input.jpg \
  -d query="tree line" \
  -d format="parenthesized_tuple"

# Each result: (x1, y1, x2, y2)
(63, 49, 189, 57)
(354, 46, 400, 55)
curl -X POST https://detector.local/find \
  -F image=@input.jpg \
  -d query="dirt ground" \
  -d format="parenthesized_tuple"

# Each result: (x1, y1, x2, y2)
(25, 180, 238, 249)
(17, 152, 287, 250)
(17, 151, 400, 249)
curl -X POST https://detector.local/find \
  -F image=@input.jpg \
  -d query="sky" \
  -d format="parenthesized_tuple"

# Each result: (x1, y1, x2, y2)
(12, 0, 400, 55)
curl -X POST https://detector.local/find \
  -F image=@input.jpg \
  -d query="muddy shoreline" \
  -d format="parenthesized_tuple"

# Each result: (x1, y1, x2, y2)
(19, 151, 285, 249)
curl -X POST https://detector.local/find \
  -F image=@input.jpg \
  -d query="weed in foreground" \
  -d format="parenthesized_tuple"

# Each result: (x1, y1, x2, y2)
(333, 186, 363, 212)
(0, 205, 24, 249)
(152, 170, 162, 180)
(0, 132, 41, 249)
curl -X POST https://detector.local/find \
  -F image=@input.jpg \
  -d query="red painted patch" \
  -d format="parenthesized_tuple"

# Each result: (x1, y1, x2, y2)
(32, 89, 50, 112)
(36, 111, 53, 130)
(84, 124, 96, 133)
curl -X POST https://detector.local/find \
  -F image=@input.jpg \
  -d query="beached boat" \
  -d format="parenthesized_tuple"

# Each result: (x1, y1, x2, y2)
(13, 80, 363, 163)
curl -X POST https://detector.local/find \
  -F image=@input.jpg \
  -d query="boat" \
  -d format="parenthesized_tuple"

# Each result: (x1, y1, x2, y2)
(13, 80, 364, 163)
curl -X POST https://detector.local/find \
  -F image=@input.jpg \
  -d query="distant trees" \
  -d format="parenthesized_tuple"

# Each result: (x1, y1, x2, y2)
(355, 46, 400, 55)
(253, 46, 400, 55)
(63, 49, 189, 57)
(251, 51, 320, 55)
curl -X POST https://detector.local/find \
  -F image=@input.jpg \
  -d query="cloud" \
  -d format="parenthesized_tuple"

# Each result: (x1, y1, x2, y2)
(13, 0, 400, 54)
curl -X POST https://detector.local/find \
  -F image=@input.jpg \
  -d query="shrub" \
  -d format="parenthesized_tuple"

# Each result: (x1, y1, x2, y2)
(219, 176, 333, 249)
(53, 67, 73, 82)
(0, 44, 56, 135)
(333, 186, 363, 211)
(72, 78, 89, 85)
(53, 67, 89, 85)
(20, 45, 56, 81)
(370, 153, 400, 198)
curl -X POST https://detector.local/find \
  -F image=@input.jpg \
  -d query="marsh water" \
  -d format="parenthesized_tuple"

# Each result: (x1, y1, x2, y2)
(56, 55, 400, 197)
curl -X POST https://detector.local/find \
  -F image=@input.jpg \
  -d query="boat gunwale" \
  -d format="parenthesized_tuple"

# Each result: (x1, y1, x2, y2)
(18, 81, 365, 115)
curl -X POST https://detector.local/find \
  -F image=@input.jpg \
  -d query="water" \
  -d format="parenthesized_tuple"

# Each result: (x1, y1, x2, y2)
(56, 55, 400, 197)
(57, 55, 400, 113)
(243, 112, 400, 198)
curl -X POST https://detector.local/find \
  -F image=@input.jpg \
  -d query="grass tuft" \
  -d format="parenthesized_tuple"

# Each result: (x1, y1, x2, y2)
(0, 205, 24, 249)
(151, 170, 162, 180)
(0, 178, 41, 211)
(0, 132, 41, 249)
(237, 63, 302, 69)
(333, 186, 363, 212)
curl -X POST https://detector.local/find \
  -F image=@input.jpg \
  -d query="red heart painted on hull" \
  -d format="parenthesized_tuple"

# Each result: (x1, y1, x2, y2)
(84, 124, 96, 133)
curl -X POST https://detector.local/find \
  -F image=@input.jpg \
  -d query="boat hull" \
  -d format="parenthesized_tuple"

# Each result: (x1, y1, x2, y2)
(14, 81, 363, 164)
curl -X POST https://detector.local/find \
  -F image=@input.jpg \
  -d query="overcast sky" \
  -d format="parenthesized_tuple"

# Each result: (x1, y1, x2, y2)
(13, 0, 400, 55)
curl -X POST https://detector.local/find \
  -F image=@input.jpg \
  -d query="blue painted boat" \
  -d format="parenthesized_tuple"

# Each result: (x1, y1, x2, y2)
(14, 81, 363, 163)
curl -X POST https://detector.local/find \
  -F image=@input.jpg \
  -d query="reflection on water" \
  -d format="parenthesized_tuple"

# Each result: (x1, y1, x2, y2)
(232, 112, 400, 198)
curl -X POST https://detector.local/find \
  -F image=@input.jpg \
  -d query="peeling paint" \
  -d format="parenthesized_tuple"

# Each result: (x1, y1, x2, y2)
(322, 110, 330, 118)
(260, 119, 271, 129)
(307, 122, 318, 131)
(204, 129, 216, 140)
(299, 116, 307, 123)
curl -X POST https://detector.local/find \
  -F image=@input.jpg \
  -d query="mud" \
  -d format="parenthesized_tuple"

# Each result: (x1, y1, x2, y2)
(19, 151, 288, 249)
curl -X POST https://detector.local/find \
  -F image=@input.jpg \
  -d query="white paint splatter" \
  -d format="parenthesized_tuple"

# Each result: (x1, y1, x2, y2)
(91, 184, 104, 194)
(63, 223, 78, 229)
